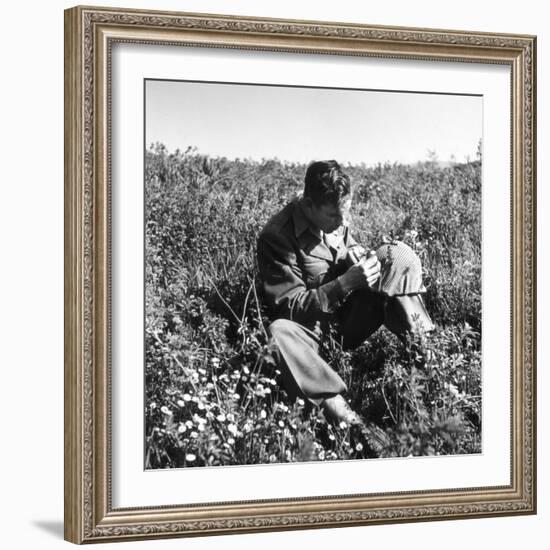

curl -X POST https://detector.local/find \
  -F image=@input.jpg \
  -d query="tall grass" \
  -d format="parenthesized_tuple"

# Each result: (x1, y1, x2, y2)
(145, 143, 482, 468)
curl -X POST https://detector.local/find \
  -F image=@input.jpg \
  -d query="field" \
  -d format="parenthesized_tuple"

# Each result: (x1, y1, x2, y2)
(145, 143, 482, 468)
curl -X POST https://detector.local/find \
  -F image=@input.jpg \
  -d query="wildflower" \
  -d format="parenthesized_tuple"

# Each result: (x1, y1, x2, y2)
(227, 413, 235, 422)
(318, 450, 326, 460)
(446, 382, 460, 398)
(296, 399, 305, 407)
(243, 366, 250, 375)
(183, 394, 192, 402)
(190, 431, 198, 439)
(227, 424, 238, 436)
(232, 393, 240, 401)
(197, 424, 205, 432)
(185, 453, 196, 462)
(177, 399, 185, 407)
(178, 424, 187, 434)
(198, 367, 206, 375)
(160, 406, 172, 416)
(200, 377, 208, 383)
(278, 420, 284, 428)
(216, 413, 226, 422)
(339, 421, 348, 430)
(193, 414, 206, 425)
(260, 410, 267, 419)
(329, 434, 335, 441)
(355, 443, 363, 452)
(185, 420, 193, 429)
(150, 402, 157, 409)
(264, 388, 272, 395)
(211, 357, 220, 367)
(198, 402, 205, 410)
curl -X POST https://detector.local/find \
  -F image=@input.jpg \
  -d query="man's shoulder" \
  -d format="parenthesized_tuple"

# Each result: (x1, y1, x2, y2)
(258, 201, 296, 242)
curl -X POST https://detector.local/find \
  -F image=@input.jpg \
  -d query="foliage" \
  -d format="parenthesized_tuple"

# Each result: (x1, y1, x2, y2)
(145, 144, 482, 468)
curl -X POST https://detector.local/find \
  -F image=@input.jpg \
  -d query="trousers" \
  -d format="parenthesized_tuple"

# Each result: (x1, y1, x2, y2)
(267, 289, 384, 405)
(268, 292, 432, 406)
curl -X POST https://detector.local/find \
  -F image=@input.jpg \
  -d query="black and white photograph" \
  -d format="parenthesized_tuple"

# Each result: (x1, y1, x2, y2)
(144, 79, 483, 469)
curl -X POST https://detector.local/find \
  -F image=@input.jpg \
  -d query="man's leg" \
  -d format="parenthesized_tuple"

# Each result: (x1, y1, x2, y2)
(267, 319, 347, 407)
(338, 289, 386, 350)
(384, 294, 434, 336)
(339, 242, 434, 348)
(373, 241, 434, 337)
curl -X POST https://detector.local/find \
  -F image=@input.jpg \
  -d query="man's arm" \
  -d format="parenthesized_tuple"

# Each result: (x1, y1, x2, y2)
(341, 226, 381, 292)
(257, 230, 347, 325)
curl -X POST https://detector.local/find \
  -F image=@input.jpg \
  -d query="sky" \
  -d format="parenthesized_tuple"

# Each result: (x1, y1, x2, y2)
(145, 79, 482, 166)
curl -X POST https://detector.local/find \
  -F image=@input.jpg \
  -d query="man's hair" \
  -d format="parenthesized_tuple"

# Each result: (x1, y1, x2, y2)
(304, 160, 351, 206)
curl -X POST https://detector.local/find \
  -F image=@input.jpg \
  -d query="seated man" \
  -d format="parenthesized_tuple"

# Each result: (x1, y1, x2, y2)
(256, 160, 433, 427)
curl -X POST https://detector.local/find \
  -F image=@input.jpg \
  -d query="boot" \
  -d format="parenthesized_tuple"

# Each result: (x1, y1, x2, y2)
(322, 394, 364, 427)
(384, 294, 434, 336)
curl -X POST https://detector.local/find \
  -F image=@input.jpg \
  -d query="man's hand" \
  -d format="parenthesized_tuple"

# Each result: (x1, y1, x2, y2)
(339, 250, 381, 294)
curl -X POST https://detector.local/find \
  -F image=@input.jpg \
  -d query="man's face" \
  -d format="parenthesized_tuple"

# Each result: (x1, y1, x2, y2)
(306, 197, 352, 234)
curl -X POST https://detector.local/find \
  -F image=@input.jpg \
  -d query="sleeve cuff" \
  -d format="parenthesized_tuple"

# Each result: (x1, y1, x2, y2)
(318, 277, 348, 313)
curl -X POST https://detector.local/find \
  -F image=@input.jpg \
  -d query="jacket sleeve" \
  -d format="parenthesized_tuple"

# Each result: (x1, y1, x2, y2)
(257, 229, 347, 325)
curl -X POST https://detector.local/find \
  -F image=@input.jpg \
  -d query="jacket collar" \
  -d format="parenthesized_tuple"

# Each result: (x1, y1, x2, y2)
(291, 198, 334, 262)
(292, 197, 321, 240)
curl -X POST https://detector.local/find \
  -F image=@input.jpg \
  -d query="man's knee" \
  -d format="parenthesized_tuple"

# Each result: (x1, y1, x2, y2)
(267, 318, 297, 339)
(267, 319, 296, 336)
(376, 241, 425, 296)
(376, 241, 421, 269)
(268, 319, 315, 349)
(267, 318, 320, 350)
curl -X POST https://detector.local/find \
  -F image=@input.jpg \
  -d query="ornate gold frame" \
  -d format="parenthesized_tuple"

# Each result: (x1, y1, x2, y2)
(64, 5, 537, 544)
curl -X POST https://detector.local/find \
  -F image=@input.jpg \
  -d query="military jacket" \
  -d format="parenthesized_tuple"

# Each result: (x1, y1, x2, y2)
(257, 198, 358, 328)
